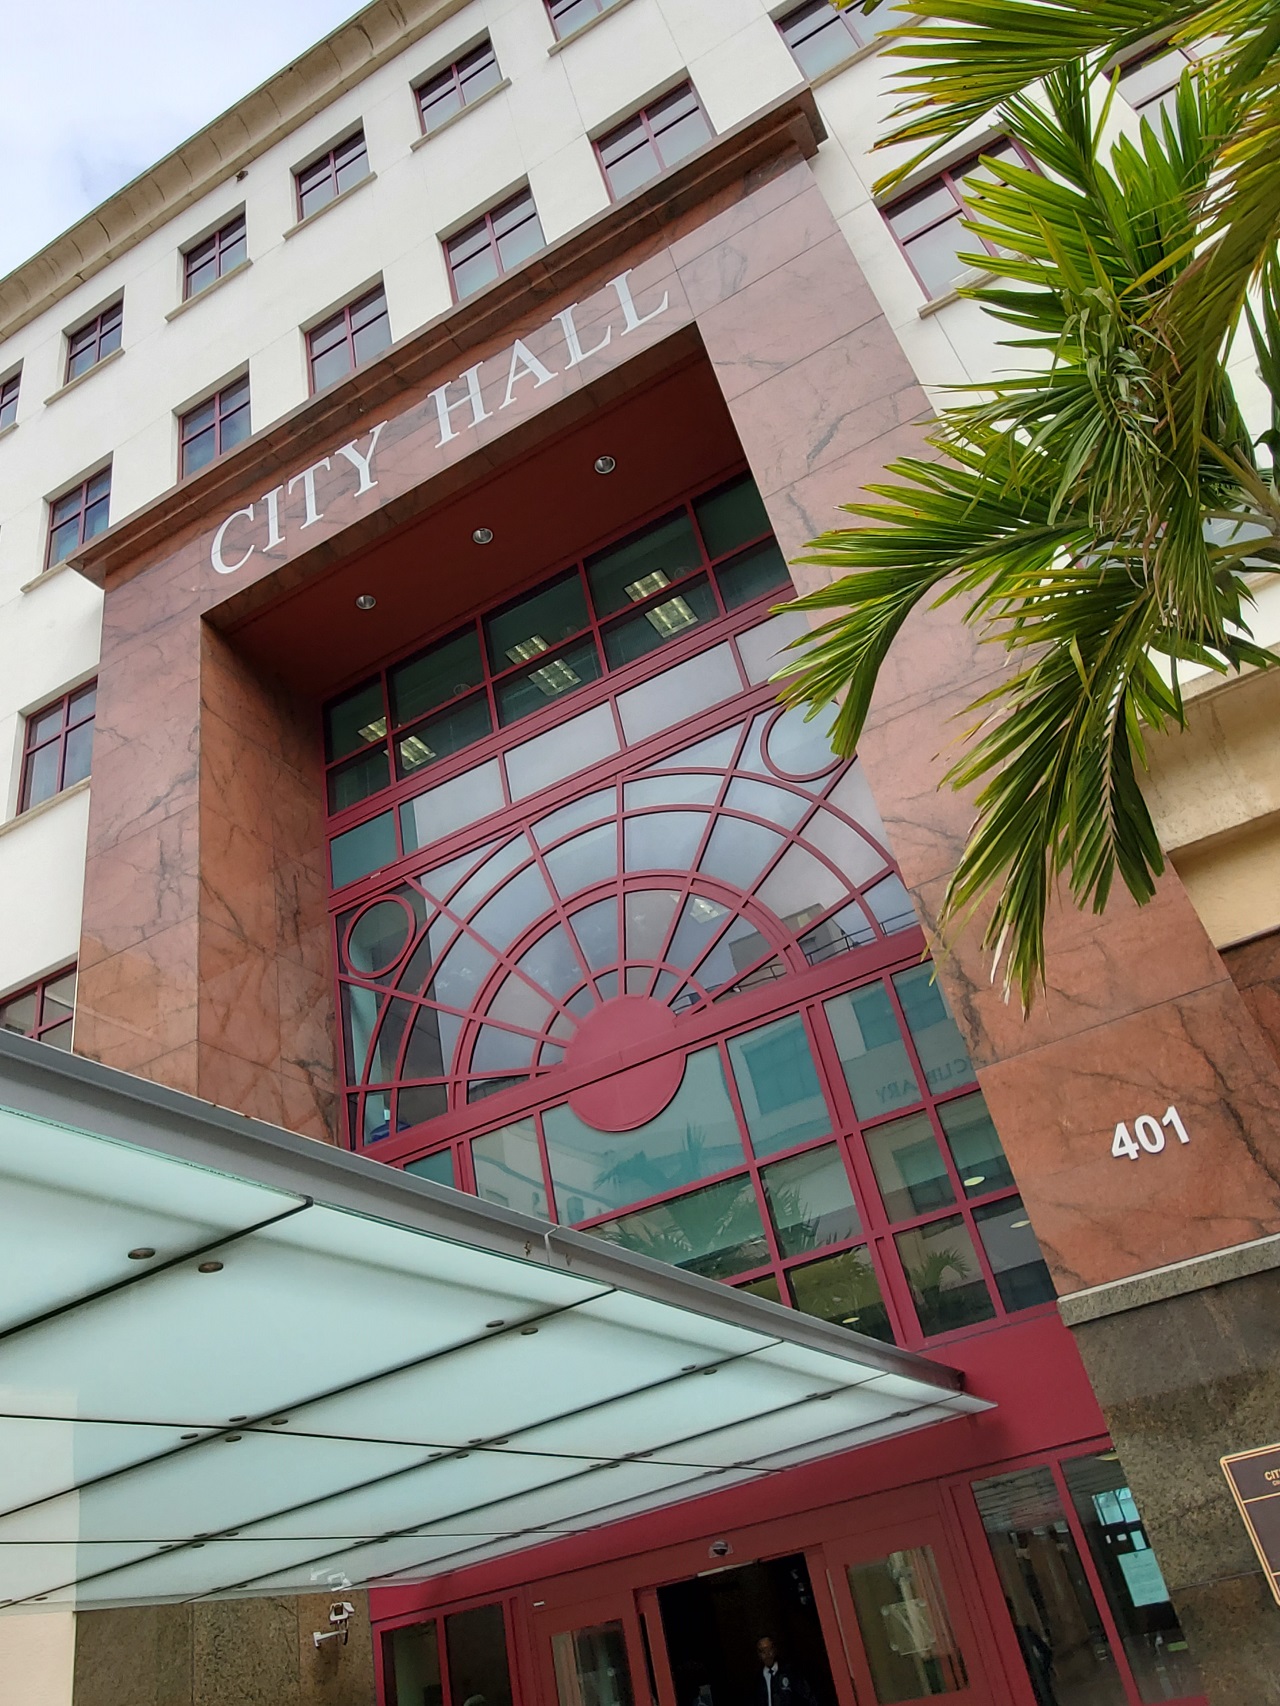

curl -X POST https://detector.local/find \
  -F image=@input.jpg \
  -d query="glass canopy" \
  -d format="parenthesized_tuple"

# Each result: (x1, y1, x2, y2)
(0, 1031, 989, 1610)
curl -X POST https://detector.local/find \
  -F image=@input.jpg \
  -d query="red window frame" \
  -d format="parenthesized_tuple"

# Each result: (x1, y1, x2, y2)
(377, 1595, 522, 1706)
(294, 129, 369, 222)
(416, 39, 502, 133)
(545, 0, 623, 41)
(179, 376, 251, 478)
(443, 190, 545, 303)
(65, 300, 122, 384)
(594, 84, 713, 201)
(306, 286, 391, 395)
(0, 368, 19, 430)
(183, 213, 247, 299)
(46, 469, 111, 570)
(19, 681, 96, 812)
(882, 139, 1026, 300)
(0, 966, 77, 1050)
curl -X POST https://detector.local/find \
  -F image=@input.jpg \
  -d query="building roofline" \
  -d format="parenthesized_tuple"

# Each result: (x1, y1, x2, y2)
(0, 0, 472, 346)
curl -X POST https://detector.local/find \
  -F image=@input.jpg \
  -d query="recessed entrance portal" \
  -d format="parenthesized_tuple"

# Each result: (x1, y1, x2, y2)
(656, 1556, 837, 1706)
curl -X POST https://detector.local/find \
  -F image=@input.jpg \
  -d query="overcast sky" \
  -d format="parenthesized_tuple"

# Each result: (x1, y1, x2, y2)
(0, 2, 367, 278)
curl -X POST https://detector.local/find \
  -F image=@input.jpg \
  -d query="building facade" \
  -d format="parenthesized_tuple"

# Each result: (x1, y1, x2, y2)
(2, 4, 1279, 1705)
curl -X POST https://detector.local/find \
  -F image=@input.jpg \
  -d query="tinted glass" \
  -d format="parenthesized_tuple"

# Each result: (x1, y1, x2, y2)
(586, 509, 702, 616)
(445, 1605, 514, 1706)
(403, 1149, 455, 1186)
(938, 1092, 1012, 1195)
(486, 571, 588, 669)
(472, 1121, 549, 1218)
(495, 637, 602, 726)
(328, 746, 391, 812)
(587, 1174, 768, 1279)
(391, 629, 485, 725)
(385, 1620, 442, 1706)
(330, 811, 397, 888)
(62, 721, 94, 789)
(694, 474, 770, 558)
(846, 1546, 968, 1701)
(895, 1215, 994, 1335)
(825, 983, 920, 1120)
(788, 1245, 893, 1340)
(761, 1145, 860, 1254)
(396, 694, 493, 778)
(893, 965, 975, 1097)
(864, 1110, 954, 1221)
(727, 1013, 829, 1157)
(551, 1622, 634, 1706)
(973, 1195, 1055, 1311)
(717, 541, 790, 610)
(326, 680, 386, 761)
(602, 578, 718, 668)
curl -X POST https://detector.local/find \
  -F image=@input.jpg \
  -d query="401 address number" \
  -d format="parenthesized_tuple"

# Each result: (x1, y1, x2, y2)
(1112, 1105, 1191, 1161)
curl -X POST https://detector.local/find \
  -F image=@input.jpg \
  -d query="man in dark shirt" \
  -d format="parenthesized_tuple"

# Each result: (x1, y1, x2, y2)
(755, 1637, 818, 1706)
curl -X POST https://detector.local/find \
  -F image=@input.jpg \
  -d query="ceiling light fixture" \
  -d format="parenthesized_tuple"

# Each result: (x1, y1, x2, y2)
(354, 593, 377, 611)
(472, 526, 494, 544)
(594, 455, 617, 475)
(197, 1261, 223, 1274)
(127, 1247, 156, 1260)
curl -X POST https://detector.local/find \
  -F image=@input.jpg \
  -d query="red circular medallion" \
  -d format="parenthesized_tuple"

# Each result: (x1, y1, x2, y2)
(564, 996, 684, 1132)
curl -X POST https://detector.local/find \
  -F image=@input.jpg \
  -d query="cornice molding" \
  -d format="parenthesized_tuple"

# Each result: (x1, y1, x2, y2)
(0, 0, 473, 346)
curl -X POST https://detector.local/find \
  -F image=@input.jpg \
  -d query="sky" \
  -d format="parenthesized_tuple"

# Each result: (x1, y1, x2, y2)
(0, 2, 368, 278)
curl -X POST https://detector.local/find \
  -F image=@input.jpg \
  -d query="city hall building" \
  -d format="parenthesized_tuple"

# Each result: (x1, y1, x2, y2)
(1, 5, 1279, 1705)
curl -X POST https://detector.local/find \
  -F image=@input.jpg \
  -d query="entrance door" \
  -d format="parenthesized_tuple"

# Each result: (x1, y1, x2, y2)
(653, 1554, 843, 1706)
(823, 1521, 992, 1706)
(536, 1593, 656, 1706)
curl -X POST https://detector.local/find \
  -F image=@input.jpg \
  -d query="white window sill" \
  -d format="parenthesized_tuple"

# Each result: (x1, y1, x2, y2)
(165, 258, 253, 322)
(283, 170, 377, 240)
(43, 345, 124, 407)
(0, 420, 16, 444)
(20, 558, 80, 595)
(917, 270, 995, 316)
(0, 775, 90, 841)
(411, 79, 511, 150)
(807, 36, 883, 89)
(548, 0, 637, 54)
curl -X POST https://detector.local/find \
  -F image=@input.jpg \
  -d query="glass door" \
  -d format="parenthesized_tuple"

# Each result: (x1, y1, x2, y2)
(823, 1520, 993, 1706)
(537, 1594, 657, 1706)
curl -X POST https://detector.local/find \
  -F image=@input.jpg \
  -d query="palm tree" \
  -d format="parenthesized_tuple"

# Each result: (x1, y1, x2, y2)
(781, 2, 1280, 1005)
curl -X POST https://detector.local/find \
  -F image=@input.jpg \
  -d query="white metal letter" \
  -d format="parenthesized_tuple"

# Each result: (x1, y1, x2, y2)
(288, 457, 331, 529)
(427, 363, 491, 446)
(500, 338, 556, 410)
(210, 505, 256, 575)
(335, 420, 388, 496)
(611, 269, 669, 334)
(260, 484, 285, 550)
(554, 302, 612, 368)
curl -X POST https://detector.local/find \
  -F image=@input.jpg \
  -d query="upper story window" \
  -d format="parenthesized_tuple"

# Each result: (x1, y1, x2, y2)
(0, 967, 77, 1050)
(883, 140, 1022, 299)
(777, 0, 896, 76)
(180, 375, 251, 477)
(445, 189, 545, 302)
(65, 300, 122, 384)
(307, 286, 392, 394)
(596, 85, 713, 200)
(547, 0, 625, 41)
(295, 129, 369, 222)
(19, 682, 96, 812)
(417, 39, 502, 133)
(46, 468, 110, 569)
(0, 369, 19, 430)
(1118, 42, 1197, 119)
(183, 213, 247, 299)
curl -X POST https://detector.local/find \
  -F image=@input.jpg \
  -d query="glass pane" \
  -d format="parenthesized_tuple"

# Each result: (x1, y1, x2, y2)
(886, 181, 959, 242)
(587, 1175, 768, 1280)
(551, 1622, 634, 1706)
(543, 1048, 742, 1220)
(328, 745, 391, 811)
(1062, 1454, 1204, 1703)
(615, 643, 741, 744)
(653, 106, 712, 170)
(788, 1246, 893, 1341)
(694, 474, 770, 559)
(825, 984, 920, 1121)
(396, 694, 492, 779)
(330, 812, 397, 888)
(972, 1195, 1055, 1312)
(602, 578, 718, 669)
(445, 1604, 514, 1706)
(42, 972, 77, 1021)
(727, 1014, 829, 1157)
(740, 1272, 782, 1304)
(474, 1125, 549, 1221)
(585, 509, 702, 616)
(390, 629, 485, 726)
(23, 743, 61, 808)
(717, 540, 790, 611)
(845, 1546, 968, 1701)
(398, 1085, 449, 1128)
(762, 1146, 860, 1254)
(507, 702, 618, 800)
(346, 898, 414, 975)
(62, 720, 94, 788)
(385, 1619, 443, 1706)
(604, 135, 661, 198)
(903, 216, 972, 298)
(973, 1465, 1128, 1706)
(400, 761, 505, 852)
(326, 680, 386, 762)
(353, 306, 392, 368)
(495, 638, 602, 726)
(0, 992, 37, 1035)
(938, 1093, 1011, 1196)
(893, 966, 976, 1098)
(865, 1111, 954, 1222)
(403, 1149, 455, 1187)
(895, 1216, 995, 1336)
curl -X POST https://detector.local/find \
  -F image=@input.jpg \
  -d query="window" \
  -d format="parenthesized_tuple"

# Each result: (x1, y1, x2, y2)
(596, 85, 713, 199)
(183, 213, 247, 299)
(0, 369, 19, 430)
(46, 469, 111, 569)
(546, 0, 625, 41)
(307, 286, 392, 393)
(0, 968, 77, 1050)
(384, 1604, 516, 1706)
(445, 190, 545, 301)
(777, 0, 897, 77)
(295, 129, 369, 222)
(19, 682, 96, 811)
(180, 376, 251, 477)
(65, 300, 122, 384)
(883, 141, 1022, 299)
(417, 39, 502, 133)
(1118, 43, 1197, 120)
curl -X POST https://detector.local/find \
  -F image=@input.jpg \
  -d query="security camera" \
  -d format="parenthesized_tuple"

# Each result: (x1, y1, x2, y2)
(313, 1602, 355, 1648)
(708, 1539, 732, 1559)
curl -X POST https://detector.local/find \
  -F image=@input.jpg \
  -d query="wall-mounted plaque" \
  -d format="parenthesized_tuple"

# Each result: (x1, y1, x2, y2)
(1221, 1444, 1280, 1606)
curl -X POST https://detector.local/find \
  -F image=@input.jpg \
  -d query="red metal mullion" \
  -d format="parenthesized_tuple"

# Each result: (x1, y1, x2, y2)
(533, 1110, 558, 1220)
(1047, 1456, 1150, 1706)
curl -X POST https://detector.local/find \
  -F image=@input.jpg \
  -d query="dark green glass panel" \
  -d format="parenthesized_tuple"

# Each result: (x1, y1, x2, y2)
(403, 1146, 455, 1185)
(587, 1175, 769, 1280)
(396, 693, 493, 777)
(787, 1246, 894, 1342)
(495, 636, 602, 726)
(727, 1013, 830, 1157)
(397, 1085, 449, 1129)
(389, 627, 485, 727)
(762, 1145, 860, 1254)
(893, 963, 977, 1097)
(938, 1092, 1013, 1196)
(739, 1272, 782, 1303)
(484, 570, 588, 671)
(694, 473, 770, 558)
(972, 1195, 1056, 1312)
(325, 679, 386, 762)
(895, 1215, 995, 1336)
(585, 509, 701, 616)
(824, 983, 920, 1120)
(330, 811, 397, 888)
(716, 539, 790, 610)
(864, 1110, 955, 1222)
(601, 577, 717, 668)
(327, 744, 390, 811)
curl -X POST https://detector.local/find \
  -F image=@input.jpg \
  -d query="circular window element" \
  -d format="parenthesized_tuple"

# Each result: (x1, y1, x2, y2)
(564, 996, 683, 1132)
(346, 897, 415, 975)
(762, 704, 841, 782)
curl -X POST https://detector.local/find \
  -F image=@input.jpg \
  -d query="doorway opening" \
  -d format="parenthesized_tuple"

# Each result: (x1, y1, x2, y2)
(656, 1554, 838, 1706)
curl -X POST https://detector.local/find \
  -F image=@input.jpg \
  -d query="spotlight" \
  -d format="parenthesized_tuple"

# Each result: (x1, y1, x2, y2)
(593, 455, 616, 475)
(355, 593, 377, 610)
(472, 527, 494, 544)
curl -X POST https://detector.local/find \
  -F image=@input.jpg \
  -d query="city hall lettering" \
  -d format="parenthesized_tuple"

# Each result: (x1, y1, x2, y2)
(209, 270, 669, 576)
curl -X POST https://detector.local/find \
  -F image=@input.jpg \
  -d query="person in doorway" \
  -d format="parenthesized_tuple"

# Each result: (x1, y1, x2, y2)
(755, 1636, 817, 1706)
